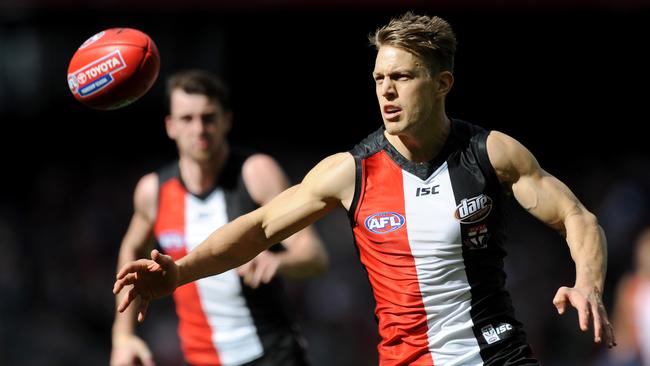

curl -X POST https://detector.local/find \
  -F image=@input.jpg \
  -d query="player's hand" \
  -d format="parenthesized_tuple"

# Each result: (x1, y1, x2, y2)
(110, 334, 155, 366)
(553, 285, 616, 348)
(236, 250, 281, 289)
(113, 249, 179, 323)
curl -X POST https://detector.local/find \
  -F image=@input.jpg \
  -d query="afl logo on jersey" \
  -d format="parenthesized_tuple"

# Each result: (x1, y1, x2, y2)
(158, 231, 185, 251)
(454, 194, 493, 224)
(364, 212, 405, 234)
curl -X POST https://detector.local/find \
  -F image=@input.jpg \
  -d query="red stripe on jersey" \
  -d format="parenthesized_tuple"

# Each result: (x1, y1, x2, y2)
(154, 178, 221, 366)
(353, 151, 434, 366)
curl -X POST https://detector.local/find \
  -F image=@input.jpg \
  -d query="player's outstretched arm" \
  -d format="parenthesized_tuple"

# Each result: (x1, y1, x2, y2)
(113, 152, 355, 322)
(486, 131, 615, 348)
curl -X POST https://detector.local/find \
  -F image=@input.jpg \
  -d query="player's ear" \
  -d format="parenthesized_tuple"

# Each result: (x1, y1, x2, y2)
(435, 71, 454, 97)
(222, 111, 233, 134)
(165, 115, 176, 139)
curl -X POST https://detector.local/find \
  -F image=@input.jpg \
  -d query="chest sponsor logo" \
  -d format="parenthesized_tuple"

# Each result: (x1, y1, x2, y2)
(364, 212, 405, 234)
(454, 194, 493, 224)
(158, 230, 185, 251)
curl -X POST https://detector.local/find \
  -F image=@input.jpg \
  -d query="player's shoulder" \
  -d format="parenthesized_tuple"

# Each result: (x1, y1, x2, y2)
(242, 153, 281, 173)
(133, 172, 159, 221)
(302, 152, 355, 203)
(135, 172, 159, 197)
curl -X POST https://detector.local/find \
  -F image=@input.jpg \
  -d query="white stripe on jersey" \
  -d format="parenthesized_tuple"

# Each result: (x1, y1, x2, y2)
(185, 189, 264, 365)
(402, 162, 483, 365)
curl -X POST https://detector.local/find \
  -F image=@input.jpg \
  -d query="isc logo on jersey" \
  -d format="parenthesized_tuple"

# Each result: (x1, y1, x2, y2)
(454, 194, 493, 224)
(364, 212, 405, 234)
(481, 322, 513, 345)
(67, 50, 127, 97)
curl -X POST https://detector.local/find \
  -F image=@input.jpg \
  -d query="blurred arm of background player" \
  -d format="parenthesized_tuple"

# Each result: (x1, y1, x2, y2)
(111, 173, 158, 366)
(236, 154, 328, 288)
(110, 154, 328, 366)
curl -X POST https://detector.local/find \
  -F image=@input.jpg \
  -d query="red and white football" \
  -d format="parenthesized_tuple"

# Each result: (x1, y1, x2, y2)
(67, 28, 160, 110)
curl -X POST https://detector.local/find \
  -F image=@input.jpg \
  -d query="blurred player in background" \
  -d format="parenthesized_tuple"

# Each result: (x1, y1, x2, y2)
(110, 69, 328, 366)
(113, 13, 615, 365)
(606, 228, 650, 365)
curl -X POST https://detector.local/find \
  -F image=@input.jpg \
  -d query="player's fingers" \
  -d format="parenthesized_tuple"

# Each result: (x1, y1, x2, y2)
(113, 278, 126, 295)
(591, 300, 603, 343)
(606, 320, 617, 348)
(236, 261, 253, 276)
(552, 287, 569, 314)
(117, 286, 140, 313)
(136, 342, 155, 366)
(575, 298, 590, 332)
(250, 264, 266, 289)
(116, 259, 151, 279)
(113, 273, 140, 295)
(141, 354, 156, 366)
(151, 249, 173, 267)
(137, 297, 150, 323)
(596, 300, 617, 348)
(261, 264, 277, 285)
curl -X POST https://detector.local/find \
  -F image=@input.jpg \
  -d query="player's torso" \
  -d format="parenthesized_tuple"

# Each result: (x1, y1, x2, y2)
(349, 120, 530, 366)
(152, 153, 299, 366)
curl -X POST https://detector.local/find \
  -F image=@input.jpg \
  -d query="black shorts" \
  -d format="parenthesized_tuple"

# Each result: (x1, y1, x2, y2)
(483, 341, 540, 366)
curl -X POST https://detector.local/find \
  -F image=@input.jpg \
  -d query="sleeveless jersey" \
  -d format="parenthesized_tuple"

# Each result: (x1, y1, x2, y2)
(152, 150, 306, 366)
(349, 119, 538, 366)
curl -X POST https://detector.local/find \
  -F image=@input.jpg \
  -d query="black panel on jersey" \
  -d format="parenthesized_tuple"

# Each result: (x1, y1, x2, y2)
(445, 119, 538, 364)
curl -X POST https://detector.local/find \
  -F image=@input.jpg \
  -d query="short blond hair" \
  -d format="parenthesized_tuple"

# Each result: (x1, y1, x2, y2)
(370, 12, 457, 75)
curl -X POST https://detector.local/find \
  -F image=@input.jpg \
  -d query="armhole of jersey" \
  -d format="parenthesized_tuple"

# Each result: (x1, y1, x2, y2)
(347, 155, 365, 226)
(476, 130, 500, 187)
(153, 163, 178, 241)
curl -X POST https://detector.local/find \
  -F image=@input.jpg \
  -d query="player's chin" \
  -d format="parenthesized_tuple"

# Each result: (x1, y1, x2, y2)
(190, 150, 213, 161)
(383, 120, 406, 135)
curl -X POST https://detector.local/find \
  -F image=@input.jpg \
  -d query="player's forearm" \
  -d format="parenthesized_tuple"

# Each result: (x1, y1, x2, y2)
(177, 211, 271, 286)
(112, 300, 138, 338)
(564, 210, 607, 292)
(112, 245, 145, 337)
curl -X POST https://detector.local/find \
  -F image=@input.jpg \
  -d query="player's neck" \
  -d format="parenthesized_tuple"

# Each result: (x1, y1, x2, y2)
(387, 115, 451, 163)
(178, 143, 229, 195)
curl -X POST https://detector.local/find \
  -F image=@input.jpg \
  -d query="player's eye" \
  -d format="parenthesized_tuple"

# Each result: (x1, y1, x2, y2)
(202, 113, 218, 124)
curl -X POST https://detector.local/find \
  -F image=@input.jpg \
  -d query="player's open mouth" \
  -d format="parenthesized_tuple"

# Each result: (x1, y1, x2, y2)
(383, 105, 402, 121)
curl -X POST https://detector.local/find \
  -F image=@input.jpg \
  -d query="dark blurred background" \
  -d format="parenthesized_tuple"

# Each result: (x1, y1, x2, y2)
(1, 1, 650, 365)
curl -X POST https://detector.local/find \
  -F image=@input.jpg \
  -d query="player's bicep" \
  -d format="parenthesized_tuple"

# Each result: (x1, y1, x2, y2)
(256, 153, 354, 243)
(487, 131, 578, 230)
(512, 171, 582, 231)
(120, 173, 158, 260)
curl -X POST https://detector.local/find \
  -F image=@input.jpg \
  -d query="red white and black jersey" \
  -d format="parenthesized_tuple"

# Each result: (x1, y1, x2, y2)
(349, 120, 539, 366)
(153, 150, 307, 366)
